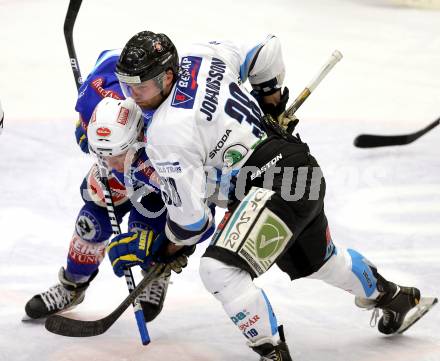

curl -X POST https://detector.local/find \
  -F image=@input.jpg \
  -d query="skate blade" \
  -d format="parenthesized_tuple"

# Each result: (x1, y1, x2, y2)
(22, 314, 46, 323)
(397, 297, 438, 334)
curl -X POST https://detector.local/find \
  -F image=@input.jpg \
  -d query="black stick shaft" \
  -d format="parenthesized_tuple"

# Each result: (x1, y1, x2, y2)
(63, 0, 83, 90)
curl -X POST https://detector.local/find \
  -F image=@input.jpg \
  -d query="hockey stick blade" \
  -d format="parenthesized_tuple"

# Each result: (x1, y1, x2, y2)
(354, 118, 440, 148)
(45, 266, 168, 337)
(397, 297, 438, 334)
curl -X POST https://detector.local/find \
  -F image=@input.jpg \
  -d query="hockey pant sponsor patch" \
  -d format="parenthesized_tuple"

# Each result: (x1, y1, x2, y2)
(211, 187, 293, 276)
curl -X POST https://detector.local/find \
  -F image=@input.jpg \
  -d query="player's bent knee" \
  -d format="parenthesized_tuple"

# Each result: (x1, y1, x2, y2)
(200, 256, 255, 303)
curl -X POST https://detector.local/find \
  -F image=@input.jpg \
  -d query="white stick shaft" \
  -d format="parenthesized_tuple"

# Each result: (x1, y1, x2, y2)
(287, 49, 343, 115)
(307, 50, 343, 92)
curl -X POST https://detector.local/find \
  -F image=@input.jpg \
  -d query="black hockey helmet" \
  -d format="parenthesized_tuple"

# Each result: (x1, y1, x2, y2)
(116, 31, 179, 83)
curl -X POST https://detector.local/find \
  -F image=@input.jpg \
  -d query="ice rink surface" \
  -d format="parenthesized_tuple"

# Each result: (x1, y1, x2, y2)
(0, 0, 439, 360)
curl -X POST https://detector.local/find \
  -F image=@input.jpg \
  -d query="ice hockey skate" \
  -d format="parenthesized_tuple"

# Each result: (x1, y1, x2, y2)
(356, 278, 438, 335)
(138, 270, 171, 322)
(24, 267, 97, 320)
(249, 326, 293, 361)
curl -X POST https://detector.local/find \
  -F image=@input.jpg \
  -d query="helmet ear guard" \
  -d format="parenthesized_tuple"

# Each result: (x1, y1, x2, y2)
(87, 97, 144, 157)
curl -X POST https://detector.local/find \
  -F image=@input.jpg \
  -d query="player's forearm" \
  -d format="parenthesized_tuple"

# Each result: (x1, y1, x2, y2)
(165, 212, 214, 246)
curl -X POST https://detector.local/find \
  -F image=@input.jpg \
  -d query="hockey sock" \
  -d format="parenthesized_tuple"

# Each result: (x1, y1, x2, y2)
(308, 246, 380, 299)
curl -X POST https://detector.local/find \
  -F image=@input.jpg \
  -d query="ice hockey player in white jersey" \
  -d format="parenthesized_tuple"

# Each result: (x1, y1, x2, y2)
(107, 31, 436, 360)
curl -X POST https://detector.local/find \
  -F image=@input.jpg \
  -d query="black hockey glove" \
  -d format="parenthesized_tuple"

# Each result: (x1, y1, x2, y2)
(252, 87, 299, 132)
(152, 241, 196, 275)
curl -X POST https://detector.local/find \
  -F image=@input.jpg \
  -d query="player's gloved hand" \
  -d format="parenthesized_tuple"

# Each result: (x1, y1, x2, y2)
(252, 87, 299, 132)
(107, 230, 166, 277)
(75, 118, 90, 154)
(154, 243, 196, 274)
(107, 230, 196, 277)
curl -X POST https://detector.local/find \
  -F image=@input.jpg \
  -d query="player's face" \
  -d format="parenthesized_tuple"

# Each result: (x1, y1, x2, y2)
(104, 152, 127, 173)
(119, 70, 174, 110)
(129, 80, 164, 109)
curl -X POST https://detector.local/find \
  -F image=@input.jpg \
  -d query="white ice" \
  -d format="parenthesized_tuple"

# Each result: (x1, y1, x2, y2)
(0, 0, 439, 360)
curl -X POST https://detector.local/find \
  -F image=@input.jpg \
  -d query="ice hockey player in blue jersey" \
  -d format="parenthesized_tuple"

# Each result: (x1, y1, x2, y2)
(24, 50, 211, 321)
(104, 31, 436, 360)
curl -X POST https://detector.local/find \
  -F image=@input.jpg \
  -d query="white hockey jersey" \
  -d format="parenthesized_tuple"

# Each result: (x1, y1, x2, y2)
(146, 36, 285, 245)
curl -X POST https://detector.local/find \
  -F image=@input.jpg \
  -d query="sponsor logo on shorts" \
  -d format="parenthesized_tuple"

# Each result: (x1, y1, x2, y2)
(239, 208, 293, 276)
(255, 215, 289, 260)
(214, 188, 273, 251)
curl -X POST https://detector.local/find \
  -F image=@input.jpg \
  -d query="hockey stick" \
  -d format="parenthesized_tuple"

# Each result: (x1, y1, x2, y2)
(45, 264, 169, 337)
(57, 0, 150, 345)
(353, 117, 440, 148)
(286, 50, 343, 133)
(64, 0, 83, 88)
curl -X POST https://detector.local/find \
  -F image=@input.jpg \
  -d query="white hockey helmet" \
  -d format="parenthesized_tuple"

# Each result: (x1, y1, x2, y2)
(87, 97, 144, 157)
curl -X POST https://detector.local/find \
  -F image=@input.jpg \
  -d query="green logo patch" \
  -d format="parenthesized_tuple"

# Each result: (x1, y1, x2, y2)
(223, 144, 248, 167)
(255, 215, 288, 259)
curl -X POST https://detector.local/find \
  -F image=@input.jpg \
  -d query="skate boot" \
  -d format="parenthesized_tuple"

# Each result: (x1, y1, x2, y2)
(24, 267, 97, 319)
(249, 326, 293, 361)
(138, 269, 171, 322)
(356, 273, 421, 335)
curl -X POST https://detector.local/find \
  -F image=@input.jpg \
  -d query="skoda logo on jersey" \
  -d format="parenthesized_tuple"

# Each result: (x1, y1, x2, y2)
(171, 56, 202, 109)
(96, 127, 111, 137)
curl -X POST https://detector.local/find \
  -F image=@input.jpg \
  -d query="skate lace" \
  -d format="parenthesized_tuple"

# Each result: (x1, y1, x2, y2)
(138, 275, 170, 306)
(40, 284, 73, 312)
(260, 350, 281, 361)
(370, 308, 380, 327)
